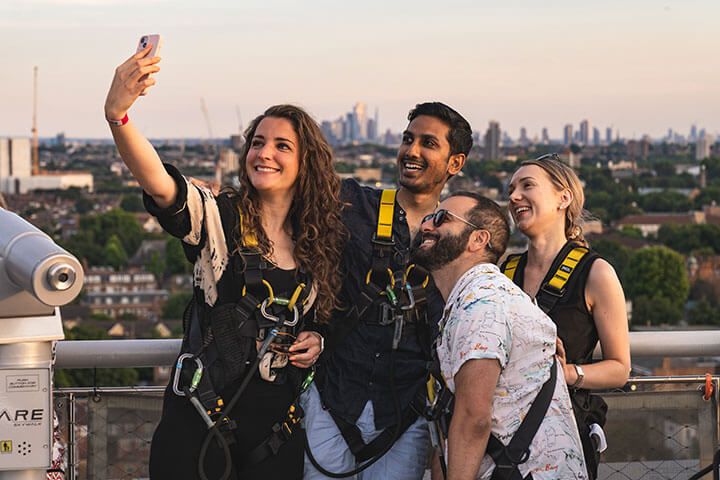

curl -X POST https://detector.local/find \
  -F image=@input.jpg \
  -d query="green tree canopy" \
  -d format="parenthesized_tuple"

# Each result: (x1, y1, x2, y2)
(623, 246, 689, 310)
(631, 295, 683, 326)
(590, 239, 631, 277)
(638, 191, 692, 213)
(120, 193, 145, 212)
(63, 209, 145, 266)
(103, 234, 128, 270)
(657, 224, 720, 255)
(165, 237, 192, 276)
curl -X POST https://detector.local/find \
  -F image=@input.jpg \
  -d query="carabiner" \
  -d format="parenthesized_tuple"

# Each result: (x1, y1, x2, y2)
(241, 279, 275, 306)
(400, 282, 416, 311)
(172, 354, 204, 397)
(260, 299, 300, 327)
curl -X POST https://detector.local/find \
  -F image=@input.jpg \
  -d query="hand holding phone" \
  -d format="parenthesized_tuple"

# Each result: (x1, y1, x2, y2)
(104, 35, 163, 122)
(136, 34, 162, 95)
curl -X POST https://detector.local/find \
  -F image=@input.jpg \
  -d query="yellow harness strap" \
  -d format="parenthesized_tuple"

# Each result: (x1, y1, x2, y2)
(376, 189, 397, 240)
(501, 255, 522, 282)
(238, 210, 259, 248)
(546, 247, 589, 292)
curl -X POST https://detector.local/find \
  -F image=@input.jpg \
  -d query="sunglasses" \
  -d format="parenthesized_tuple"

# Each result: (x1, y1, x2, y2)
(421, 209, 496, 254)
(534, 153, 560, 162)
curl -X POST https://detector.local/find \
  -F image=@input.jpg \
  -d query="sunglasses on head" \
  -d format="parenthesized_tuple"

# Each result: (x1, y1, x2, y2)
(534, 153, 560, 162)
(421, 209, 497, 254)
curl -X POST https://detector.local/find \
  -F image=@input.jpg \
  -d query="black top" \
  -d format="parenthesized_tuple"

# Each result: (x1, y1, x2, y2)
(144, 164, 313, 478)
(507, 242, 600, 365)
(314, 179, 445, 429)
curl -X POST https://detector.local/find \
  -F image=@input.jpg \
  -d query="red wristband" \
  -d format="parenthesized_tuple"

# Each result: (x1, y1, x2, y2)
(107, 113, 129, 127)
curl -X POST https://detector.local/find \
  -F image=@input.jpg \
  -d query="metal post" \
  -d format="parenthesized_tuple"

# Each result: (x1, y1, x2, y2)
(67, 393, 76, 480)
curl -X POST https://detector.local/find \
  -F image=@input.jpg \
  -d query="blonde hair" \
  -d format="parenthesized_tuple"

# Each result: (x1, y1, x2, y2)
(520, 155, 589, 245)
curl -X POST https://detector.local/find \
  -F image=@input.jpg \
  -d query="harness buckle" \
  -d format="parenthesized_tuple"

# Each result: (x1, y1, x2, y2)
(539, 284, 564, 298)
(172, 354, 204, 397)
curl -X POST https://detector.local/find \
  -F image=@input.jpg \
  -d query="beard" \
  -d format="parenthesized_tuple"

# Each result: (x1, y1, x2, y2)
(411, 228, 471, 272)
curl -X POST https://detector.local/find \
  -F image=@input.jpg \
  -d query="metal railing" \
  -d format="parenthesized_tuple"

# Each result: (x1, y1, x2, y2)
(50, 331, 720, 480)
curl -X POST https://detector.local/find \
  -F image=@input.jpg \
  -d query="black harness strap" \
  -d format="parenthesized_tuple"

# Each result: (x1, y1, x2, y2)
(328, 398, 421, 463)
(487, 358, 557, 480)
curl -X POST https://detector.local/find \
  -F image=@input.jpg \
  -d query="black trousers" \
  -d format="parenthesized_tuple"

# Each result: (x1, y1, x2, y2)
(149, 375, 303, 480)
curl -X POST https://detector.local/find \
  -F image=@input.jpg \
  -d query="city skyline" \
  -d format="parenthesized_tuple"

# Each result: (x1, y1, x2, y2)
(1, 0, 719, 138)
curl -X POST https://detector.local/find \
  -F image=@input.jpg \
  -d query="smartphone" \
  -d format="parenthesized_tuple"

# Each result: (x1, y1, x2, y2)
(136, 34, 162, 57)
(136, 34, 162, 95)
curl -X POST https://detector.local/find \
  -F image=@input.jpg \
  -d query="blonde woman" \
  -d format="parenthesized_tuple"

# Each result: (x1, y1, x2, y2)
(504, 153, 630, 479)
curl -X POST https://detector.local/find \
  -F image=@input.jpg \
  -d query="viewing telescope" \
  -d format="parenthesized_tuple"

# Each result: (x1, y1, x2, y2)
(0, 208, 84, 479)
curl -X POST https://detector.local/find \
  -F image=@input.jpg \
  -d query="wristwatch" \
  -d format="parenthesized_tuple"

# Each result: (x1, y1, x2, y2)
(571, 364, 585, 389)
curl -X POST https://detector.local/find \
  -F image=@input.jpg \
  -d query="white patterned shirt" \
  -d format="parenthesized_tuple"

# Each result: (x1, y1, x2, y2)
(437, 263, 588, 479)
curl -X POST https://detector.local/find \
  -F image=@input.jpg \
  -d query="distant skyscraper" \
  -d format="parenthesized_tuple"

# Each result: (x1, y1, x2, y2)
(579, 119, 590, 145)
(696, 135, 713, 161)
(353, 102, 367, 141)
(690, 125, 698, 142)
(592, 128, 600, 146)
(484, 121, 501, 161)
(541, 128, 550, 145)
(345, 112, 354, 142)
(605, 127, 613, 145)
(563, 124, 573, 146)
(519, 127, 529, 147)
(367, 118, 377, 143)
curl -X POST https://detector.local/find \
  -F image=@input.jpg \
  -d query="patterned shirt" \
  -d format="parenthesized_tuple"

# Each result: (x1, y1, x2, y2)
(437, 263, 588, 479)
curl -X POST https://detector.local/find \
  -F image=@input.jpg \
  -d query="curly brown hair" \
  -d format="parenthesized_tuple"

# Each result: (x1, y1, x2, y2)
(232, 104, 346, 323)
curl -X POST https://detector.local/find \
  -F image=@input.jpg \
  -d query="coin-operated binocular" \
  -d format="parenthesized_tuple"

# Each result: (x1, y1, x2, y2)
(0, 208, 83, 479)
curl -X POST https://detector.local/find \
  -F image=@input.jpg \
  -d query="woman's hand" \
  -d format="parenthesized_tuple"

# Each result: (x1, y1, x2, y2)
(288, 331, 324, 368)
(556, 337, 578, 385)
(104, 45, 161, 120)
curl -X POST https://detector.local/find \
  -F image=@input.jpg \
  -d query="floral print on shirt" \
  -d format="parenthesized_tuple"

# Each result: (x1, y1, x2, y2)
(437, 263, 588, 480)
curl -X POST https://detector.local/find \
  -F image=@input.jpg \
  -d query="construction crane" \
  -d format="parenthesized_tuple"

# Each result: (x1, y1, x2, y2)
(200, 97, 214, 154)
(31, 66, 39, 176)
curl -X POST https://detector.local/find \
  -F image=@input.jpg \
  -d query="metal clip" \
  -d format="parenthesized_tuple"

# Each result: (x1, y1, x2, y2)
(392, 314, 404, 350)
(172, 354, 204, 397)
(401, 282, 416, 311)
(260, 299, 299, 327)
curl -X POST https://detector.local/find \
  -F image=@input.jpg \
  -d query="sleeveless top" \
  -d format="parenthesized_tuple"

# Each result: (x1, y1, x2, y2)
(503, 241, 600, 365)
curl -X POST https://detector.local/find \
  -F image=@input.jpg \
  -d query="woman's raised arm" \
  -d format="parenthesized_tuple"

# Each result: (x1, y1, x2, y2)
(104, 45, 177, 208)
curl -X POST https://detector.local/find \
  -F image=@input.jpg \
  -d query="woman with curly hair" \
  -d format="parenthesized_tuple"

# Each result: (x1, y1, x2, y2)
(104, 46, 345, 479)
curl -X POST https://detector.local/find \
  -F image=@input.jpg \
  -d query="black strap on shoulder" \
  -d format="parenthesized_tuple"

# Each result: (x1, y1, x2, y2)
(535, 243, 598, 315)
(487, 358, 557, 480)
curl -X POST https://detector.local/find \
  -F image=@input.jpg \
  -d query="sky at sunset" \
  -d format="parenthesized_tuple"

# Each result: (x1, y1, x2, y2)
(1, 0, 718, 139)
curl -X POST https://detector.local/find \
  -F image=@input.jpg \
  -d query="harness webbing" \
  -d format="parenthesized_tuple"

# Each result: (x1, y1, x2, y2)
(486, 358, 557, 480)
(501, 243, 595, 316)
(376, 189, 396, 240)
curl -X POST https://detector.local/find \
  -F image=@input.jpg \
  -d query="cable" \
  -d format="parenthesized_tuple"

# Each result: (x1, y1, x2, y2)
(304, 349, 406, 478)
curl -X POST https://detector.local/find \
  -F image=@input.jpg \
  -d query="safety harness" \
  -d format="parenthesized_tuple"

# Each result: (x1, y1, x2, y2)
(174, 211, 316, 480)
(305, 189, 433, 478)
(501, 243, 594, 316)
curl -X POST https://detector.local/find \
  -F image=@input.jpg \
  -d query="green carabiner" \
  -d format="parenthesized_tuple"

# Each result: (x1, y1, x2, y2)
(190, 365, 204, 391)
(385, 285, 399, 306)
(300, 369, 315, 393)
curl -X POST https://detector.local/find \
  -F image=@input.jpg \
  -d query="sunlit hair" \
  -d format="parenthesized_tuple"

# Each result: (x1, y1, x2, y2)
(519, 155, 589, 246)
(232, 104, 346, 323)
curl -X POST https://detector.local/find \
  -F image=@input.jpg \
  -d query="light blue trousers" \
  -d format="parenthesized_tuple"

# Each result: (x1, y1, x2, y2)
(302, 383, 430, 480)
